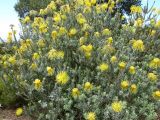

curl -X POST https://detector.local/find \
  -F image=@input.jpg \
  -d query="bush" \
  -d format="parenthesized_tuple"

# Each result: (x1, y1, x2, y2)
(0, 78, 17, 106)
(0, 0, 160, 119)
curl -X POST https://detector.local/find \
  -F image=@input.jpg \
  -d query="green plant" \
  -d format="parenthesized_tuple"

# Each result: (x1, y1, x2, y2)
(0, 79, 17, 106)
(1, 0, 160, 119)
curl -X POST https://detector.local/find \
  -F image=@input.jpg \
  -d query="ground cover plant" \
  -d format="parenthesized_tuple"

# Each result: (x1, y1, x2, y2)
(0, 0, 160, 119)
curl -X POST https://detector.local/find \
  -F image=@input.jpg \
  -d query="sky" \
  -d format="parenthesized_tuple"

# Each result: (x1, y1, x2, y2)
(0, 0, 20, 40)
(0, 0, 160, 40)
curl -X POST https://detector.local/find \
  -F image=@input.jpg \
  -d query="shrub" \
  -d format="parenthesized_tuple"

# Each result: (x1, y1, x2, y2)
(0, 0, 160, 119)
(0, 78, 17, 106)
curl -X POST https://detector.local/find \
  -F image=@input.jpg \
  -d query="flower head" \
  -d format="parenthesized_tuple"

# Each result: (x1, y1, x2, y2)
(118, 62, 126, 69)
(152, 90, 160, 100)
(87, 112, 96, 120)
(47, 67, 54, 76)
(102, 28, 111, 36)
(121, 80, 129, 89)
(34, 79, 42, 90)
(56, 71, 69, 85)
(111, 101, 123, 112)
(8, 56, 16, 65)
(16, 107, 23, 116)
(51, 30, 58, 39)
(72, 88, 80, 97)
(129, 66, 136, 74)
(130, 84, 137, 94)
(132, 40, 145, 52)
(110, 56, 117, 63)
(149, 58, 160, 69)
(69, 28, 77, 36)
(98, 63, 109, 72)
(84, 82, 93, 91)
(32, 53, 40, 60)
(148, 73, 157, 82)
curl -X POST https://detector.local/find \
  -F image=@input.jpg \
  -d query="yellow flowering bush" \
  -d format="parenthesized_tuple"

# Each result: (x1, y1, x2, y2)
(0, 0, 160, 119)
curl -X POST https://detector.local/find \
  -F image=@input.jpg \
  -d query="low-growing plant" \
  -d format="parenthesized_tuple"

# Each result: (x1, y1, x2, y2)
(0, 0, 160, 119)
(0, 78, 17, 107)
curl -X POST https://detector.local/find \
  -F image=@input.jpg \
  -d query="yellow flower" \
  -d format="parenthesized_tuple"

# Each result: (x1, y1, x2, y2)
(102, 28, 111, 36)
(53, 13, 61, 23)
(149, 58, 160, 69)
(37, 39, 45, 47)
(132, 40, 145, 52)
(85, 52, 92, 59)
(83, 6, 91, 14)
(16, 107, 23, 116)
(39, 23, 47, 33)
(129, 66, 136, 74)
(39, 9, 46, 16)
(101, 3, 108, 11)
(111, 101, 123, 112)
(76, 0, 84, 6)
(24, 16, 30, 23)
(152, 90, 160, 100)
(98, 63, 109, 72)
(72, 88, 80, 97)
(90, 0, 96, 5)
(130, 84, 137, 94)
(56, 51, 65, 59)
(106, 37, 113, 44)
(110, 56, 117, 63)
(121, 80, 129, 89)
(47, 1, 56, 11)
(32, 53, 40, 60)
(134, 18, 143, 27)
(80, 44, 93, 59)
(76, 13, 86, 25)
(69, 28, 77, 36)
(60, 4, 70, 13)
(102, 45, 115, 54)
(94, 32, 100, 37)
(84, 82, 93, 91)
(84, 0, 91, 7)
(26, 39, 32, 46)
(130, 5, 142, 13)
(51, 30, 58, 39)
(48, 49, 57, 59)
(118, 62, 126, 69)
(34, 79, 42, 90)
(147, 73, 157, 82)
(150, 30, 156, 36)
(19, 44, 28, 53)
(58, 27, 67, 36)
(30, 63, 37, 70)
(87, 112, 96, 120)
(8, 56, 16, 65)
(56, 71, 69, 85)
(47, 67, 54, 76)
(80, 44, 93, 53)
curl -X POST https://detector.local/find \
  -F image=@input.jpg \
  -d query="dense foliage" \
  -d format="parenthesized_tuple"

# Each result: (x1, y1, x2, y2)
(0, 0, 160, 120)
(14, 0, 141, 17)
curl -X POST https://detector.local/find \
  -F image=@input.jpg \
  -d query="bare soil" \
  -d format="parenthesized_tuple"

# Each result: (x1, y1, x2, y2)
(0, 109, 31, 120)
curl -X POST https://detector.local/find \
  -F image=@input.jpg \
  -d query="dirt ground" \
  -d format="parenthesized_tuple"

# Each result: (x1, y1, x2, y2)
(0, 109, 31, 120)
